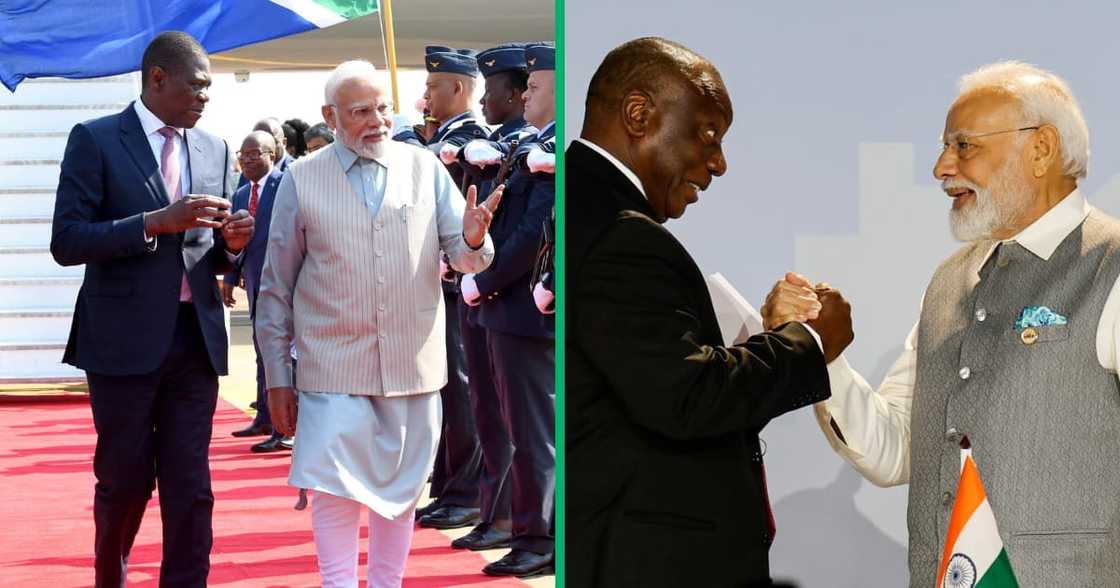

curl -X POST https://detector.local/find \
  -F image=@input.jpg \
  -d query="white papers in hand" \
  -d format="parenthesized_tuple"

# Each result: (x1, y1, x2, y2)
(706, 272, 765, 346)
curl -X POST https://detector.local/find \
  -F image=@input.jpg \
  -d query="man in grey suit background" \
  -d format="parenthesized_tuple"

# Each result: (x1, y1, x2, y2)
(806, 61, 1120, 586)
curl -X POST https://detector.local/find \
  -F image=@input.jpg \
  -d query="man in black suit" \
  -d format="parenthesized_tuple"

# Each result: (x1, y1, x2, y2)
(222, 131, 289, 452)
(50, 31, 253, 587)
(236, 117, 293, 189)
(567, 37, 853, 587)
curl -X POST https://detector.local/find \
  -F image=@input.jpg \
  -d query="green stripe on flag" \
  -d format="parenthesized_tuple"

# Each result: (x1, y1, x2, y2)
(975, 549, 1020, 588)
(312, 0, 379, 19)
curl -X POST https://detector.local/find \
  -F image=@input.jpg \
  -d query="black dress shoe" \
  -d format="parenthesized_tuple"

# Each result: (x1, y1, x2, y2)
(250, 433, 292, 452)
(482, 549, 554, 578)
(418, 505, 480, 529)
(249, 401, 258, 410)
(278, 436, 294, 450)
(231, 423, 272, 438)
(451, 523, 511, 551)
(415, 500, 441, 520)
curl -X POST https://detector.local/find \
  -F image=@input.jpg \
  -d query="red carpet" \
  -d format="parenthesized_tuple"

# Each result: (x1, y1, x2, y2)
(0, 397, 528, 587)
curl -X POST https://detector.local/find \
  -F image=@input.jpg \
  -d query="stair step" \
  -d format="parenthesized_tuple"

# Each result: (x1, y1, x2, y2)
(0, 131, 69, 138)
(0, 247, 80, 278)
(0, 104, 129, 133)
(0, 308, 72, 318)
(0, 311, 72, 342)
(0, 103, 131, 111)
(0, 159, 60, 186)
(0, 216, 51, 247)
(0, 215, 51, 223)
(0, 187, 53, 194)
(0, 190, 55, 216)
(0, 340, 80, 381)
(0, 277, 81, 310)
(0, 341, 66, 351)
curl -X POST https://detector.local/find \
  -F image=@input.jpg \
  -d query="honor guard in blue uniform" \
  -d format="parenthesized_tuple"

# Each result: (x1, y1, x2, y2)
(447, 43, 538, 553)
(423, 46, 490, 188)
(397, 45, 487, 531)
(460, 43, 556, 578)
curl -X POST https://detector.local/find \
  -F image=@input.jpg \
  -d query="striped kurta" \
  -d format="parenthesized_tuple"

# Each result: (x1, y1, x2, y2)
(254, 140, 494, 515)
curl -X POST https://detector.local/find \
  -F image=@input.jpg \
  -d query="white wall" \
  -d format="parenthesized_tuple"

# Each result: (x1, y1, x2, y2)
(565, 2, 1120, 586)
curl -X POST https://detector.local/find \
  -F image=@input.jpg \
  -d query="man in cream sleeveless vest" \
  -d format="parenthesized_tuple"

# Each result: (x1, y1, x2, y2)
(254, 60, 501, 588)
(806, 62, 1120, 586)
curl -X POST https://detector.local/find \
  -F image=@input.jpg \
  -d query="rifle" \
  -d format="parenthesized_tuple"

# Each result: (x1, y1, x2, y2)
(491, 139, 521, 189)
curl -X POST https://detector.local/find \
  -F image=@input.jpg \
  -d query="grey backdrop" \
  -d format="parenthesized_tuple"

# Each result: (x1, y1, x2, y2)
(564, 1, 1120, 586)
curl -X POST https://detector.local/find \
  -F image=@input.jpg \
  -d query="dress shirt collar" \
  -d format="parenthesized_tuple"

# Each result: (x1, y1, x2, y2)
(333, 140, 389, 172)
(436, 111, 473, 138)
(134, 97, 183, 139)
(979, 188, 1090, 265)
(574, 137, 645, 198)
(536, 121, 555, 139)
(495, 116, 527, 140)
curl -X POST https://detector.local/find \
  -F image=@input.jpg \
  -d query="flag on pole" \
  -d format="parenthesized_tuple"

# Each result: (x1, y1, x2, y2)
(0, 0, 380, 91)
(936, 446, 1019, 588)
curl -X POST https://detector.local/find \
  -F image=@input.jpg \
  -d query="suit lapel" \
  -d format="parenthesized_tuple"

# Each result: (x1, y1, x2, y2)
(119, 104, 170, 207)
(250, 169, 282, 249)
(184, 128, 205, 195)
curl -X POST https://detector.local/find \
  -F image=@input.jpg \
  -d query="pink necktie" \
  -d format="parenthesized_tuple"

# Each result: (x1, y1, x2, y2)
(157, 126, 192, 302)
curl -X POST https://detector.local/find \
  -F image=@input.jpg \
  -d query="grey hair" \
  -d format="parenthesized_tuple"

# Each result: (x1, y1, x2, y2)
(959, 61, 1090, 178)
(324, 60, 387, 105)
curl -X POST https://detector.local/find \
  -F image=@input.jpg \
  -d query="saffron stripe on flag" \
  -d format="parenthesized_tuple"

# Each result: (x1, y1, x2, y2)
(937, 454, 986, 582)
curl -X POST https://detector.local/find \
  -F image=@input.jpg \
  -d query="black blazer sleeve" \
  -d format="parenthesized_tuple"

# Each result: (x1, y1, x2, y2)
(575, 215, 829, 439)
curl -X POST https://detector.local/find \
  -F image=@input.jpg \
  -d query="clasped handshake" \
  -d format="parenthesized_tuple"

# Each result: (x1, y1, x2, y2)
(760, 272, 855, 363)
(142, 195, 256, 252)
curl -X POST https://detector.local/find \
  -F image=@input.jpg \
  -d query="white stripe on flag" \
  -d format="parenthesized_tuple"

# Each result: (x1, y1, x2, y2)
(947, 499, 1003, 575)
(267, 0, 348, 28)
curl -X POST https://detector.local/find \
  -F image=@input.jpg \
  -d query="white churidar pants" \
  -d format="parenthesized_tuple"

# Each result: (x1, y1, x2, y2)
(311, 491, 417, 588)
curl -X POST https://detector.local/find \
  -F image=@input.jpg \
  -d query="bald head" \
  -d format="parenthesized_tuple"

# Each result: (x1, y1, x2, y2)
(253, 118, 285, 163)
(583, 37, 731, 130)
(239, 130, 276, 183)
(580, 37, 732, 223)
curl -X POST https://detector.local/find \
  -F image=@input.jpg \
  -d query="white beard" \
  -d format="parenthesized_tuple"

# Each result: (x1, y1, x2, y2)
(946, 157, 1034, 242)
(339, 125, 388, 160)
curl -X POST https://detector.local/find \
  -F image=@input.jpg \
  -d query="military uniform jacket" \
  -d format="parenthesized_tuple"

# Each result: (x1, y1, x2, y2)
(473, 122, 555, 339)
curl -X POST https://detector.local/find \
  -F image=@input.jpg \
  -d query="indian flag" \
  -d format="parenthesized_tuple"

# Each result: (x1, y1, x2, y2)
(1, 0, 381, 91)
(936, 448, 1019, 588)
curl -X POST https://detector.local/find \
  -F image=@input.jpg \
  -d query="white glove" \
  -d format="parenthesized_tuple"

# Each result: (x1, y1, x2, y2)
(464, 140, 503, 166)
(439, 143, 461, 165)
(461, 274, 482, 306)
(533, 281, 555, 314)
(526, 147, 555, 174)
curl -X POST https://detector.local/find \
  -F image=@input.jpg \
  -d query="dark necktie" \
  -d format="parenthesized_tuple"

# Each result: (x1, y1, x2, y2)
(248, 182, 260, 217)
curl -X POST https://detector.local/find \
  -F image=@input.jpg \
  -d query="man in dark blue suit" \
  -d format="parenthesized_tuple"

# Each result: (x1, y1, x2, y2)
(222, 131, 288, 451)
(236, 117, 293, 189)
(460, 43, 556, 578)
(50, 32, 253, 587)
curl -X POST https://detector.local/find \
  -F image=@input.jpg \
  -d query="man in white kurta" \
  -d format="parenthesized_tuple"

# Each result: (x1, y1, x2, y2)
(255, 61, 499, 588)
